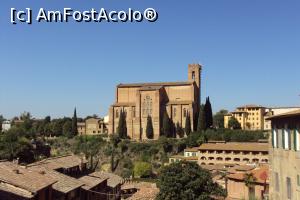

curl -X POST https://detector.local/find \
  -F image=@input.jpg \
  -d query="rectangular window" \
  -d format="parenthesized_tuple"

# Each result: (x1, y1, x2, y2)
(132, 107, 136, 118)
(297, 175, 300, 187)
(275, 172, 279, 192)
(287, 177, 292, 199)
(273, 129, 278, 148)
(283, 129, 289, 150)
(296, 129, 300, 151)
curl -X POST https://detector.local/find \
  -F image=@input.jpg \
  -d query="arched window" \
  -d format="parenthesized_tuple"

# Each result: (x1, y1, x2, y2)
(142, 96, 152, 117)
(116, 110, 119, 118)
(173, 107, 177, 117)
(200, 157, 206, 160)
(192, 71, 195, 80)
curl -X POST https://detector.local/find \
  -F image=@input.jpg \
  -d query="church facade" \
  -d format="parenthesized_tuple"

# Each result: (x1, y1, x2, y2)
(108, 64, 202, 140)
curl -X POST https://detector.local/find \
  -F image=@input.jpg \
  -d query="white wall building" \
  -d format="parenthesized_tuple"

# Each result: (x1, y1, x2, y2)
(264, 107, 300, 130)
(2, 120, 11, 132)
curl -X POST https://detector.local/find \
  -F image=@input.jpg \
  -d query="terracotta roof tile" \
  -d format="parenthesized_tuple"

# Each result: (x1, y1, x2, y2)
(27, 155, 87, 170)
(78, 175, 107, 190)
(89, 172, 123, 188)
(0, 162, 56, 194)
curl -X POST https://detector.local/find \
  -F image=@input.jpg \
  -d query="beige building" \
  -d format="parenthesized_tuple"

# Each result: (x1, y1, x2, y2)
(224, 105, 266, 130)
(264, 106, 300, 130)
(225, 105, 300, 131)
(169, 147, 199, 163)
(108, 64, 202, 140)
(198, 141, 269, 166)
(227, 165, 269, 200)
(77, 118, 107, 135)
(269, 109, 300, 200)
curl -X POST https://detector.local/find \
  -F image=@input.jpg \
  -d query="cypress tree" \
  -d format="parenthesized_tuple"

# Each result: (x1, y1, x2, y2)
(162, 111, 172, 137)
(146, 115, 154, 139)
(197, 104, 206, 132)
(117, 109, 127, 139)
(123, 110, 127, 138)
(72, 108, 78, 136)
(185, 112, 192, 136)
(204, 97, 213, 129)
(176, 122, 184, 138)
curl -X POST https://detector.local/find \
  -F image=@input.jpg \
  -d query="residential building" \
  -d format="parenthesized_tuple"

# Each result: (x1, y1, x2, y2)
(225, 105, 300, 131)
(78, 175, 108, 200)
(169, 147, 199, 163)
(108, 64, 202, 140)
(198, 141, 269, 166)
(224, 105, 266, 130)
(77, 117, 107, 135)
(264, 106, 300, 130)
(0, 155, 123, 200)
(227, 165, 269, 200)
(0, 161, 56, 200)
(89, 171, 123, 200)
(269, 109, 300, 200)
(1, 120, 11, 132)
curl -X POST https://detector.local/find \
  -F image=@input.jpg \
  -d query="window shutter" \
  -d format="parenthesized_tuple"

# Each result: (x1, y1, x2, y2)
(276, 130, 279, 148)
(282, 130, 285, 149)
(288, 130, 292, 150)
(272, 130, 274, 148)
(294, 130, 297, 151)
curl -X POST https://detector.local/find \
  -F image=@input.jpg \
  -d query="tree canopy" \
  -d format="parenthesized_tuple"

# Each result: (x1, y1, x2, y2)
(157, 161, 226, 200)
(228, 117, 242, 130)
(213, 109, 228, 129)
(133, 161, 152, 178)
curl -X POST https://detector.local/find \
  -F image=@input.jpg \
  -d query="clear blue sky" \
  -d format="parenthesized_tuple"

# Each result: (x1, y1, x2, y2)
(1, 0, 300, 119)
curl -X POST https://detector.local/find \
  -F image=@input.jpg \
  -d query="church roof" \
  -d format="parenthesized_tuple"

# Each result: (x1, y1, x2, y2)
(117, 81, 193, 88)
(139, 86, 163, 91)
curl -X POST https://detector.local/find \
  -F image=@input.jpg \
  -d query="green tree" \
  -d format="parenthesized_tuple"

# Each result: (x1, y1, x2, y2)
(176, 122, 184, 138)
(185, 112, 191, 136)
(162, 111, 172, 137)
(133, 161, 152, 178)
(146, 115, 154, 139)
(0, 115, 5, 132)
(197, 104, 206, 132)
(72, 108, 78, 136)
(117, 109, 127, 139)
(0, 127, 34, 163)
(204, 97, 213, 129)
(157, 161, 226, 200)
(244, 173, 257, 200)
(51, 120, 63, 137)
(63, 121, 73, 138)
(213, 109, 228, 129)
(228, 117, 242, 130)
(44, 116, 51, 124)
(73, 135, 105, 170)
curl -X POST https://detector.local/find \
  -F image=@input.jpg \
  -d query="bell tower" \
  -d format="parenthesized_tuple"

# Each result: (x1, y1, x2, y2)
(188, 63, 202, 90)
(188, 64, 202, 116)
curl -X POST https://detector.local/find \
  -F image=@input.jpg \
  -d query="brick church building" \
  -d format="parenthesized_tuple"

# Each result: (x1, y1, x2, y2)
(108, 64, 202, 140)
